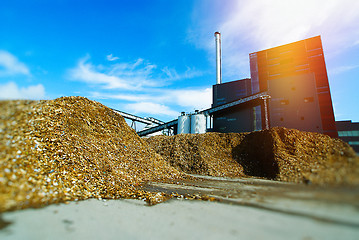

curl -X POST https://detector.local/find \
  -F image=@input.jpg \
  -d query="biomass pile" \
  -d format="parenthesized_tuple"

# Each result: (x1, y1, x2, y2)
(0, 97, 182, 212)
(2, 96, 359, 213)
(145, 133, 248, 178)
(146, 128, 359, 186)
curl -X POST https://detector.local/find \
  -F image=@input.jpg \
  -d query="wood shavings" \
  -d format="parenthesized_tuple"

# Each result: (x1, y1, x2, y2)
(0, 97, 183, 212)
(146, 128, 359, 186)
(1, 96, 358, 213)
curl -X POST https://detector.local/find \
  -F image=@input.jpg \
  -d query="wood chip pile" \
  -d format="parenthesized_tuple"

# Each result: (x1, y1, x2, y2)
(0, 97, 182, 212)
(145, 133, 248, 178)
(2, 96, 358, 213)
(146, 128, 359, 186)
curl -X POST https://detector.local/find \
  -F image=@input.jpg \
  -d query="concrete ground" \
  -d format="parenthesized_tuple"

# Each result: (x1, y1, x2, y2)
(1, 175, 358, 240)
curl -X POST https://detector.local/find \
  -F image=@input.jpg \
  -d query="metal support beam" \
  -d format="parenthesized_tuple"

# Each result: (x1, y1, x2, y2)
(111, 108, 164, 125)
(138, 91, 270, 137)
(137, 120, 178, 137)
(203, 91, 269, 116)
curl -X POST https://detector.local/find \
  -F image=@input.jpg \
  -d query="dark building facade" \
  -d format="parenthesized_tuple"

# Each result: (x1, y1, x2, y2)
(211, 36, 338, 137)
(268, 73, 323, 134)
(336, 120, 359, 154)
(249, 36, 338, 138)
(212, 79, 254, 133)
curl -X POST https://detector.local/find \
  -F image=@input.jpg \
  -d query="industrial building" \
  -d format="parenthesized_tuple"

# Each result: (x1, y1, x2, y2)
(211, 36, 338, 138)
(133, 34, 340, 140)
(336, 120, 359, 154)
(212, 78, 255, 133)
(249, 36, 337, 138)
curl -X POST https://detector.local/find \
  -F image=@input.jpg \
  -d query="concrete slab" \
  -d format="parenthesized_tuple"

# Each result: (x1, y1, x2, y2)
(1, 175, 358, 240)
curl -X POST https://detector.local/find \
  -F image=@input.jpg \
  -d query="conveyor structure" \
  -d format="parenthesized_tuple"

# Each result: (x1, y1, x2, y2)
(111, 108, 164, 131)
(137, 91, 270, 137)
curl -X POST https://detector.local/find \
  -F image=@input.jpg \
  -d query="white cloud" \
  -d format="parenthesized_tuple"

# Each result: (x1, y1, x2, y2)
(0, 50, 30, 76)
(68, 56, 166, 90)
(69, 57, 135, 90)
(125, 102, 179, 117)
(90, 86, 212, 120)
(329, 64, 359, 75)
(190, 0, 359, 77)
(92, 87, 212, 111)
(0, 82, 45, 100)
(69, 55, 206, 91)
(169, 88, 212, 110)
(72, 55, 209, 118)
(106, 54, 119, 61)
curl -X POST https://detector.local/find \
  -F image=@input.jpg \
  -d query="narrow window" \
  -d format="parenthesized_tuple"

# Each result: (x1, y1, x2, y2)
(304, 97, 314, 103)
(280, 100, 289, 105)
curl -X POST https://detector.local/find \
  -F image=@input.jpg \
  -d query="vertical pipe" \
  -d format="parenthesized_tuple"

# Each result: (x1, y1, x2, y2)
(260, 95, 271, 130)
(214, 32, 222, 85)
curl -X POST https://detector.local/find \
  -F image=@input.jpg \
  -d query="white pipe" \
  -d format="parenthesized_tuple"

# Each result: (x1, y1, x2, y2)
(214, 32, 222, 85)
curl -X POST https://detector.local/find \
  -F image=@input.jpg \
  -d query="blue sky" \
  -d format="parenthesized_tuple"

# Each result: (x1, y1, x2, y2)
(1, 0, 359, 123)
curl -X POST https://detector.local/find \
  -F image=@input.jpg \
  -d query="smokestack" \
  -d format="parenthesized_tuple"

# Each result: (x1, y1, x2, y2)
(214, 32, 222, 85)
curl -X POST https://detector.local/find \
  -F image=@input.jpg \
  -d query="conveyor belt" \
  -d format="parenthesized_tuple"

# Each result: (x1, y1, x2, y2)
(137, 91, 269, 137)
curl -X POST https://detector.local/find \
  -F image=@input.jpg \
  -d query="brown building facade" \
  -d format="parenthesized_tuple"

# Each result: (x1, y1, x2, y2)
(250, 36, 338, 137)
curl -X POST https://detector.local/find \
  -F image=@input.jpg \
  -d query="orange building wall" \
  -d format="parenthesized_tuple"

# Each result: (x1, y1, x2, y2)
(250, 36, 338, 138)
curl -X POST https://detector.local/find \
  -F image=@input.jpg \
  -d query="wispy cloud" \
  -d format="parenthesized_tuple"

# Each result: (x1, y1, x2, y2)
(168, 88, 212, 110)
(125, 102, 179, 117)
(122, 87, 212, 118)
(0, 82, 45, 100)
(68, 56, 135, 90)
(329, 64, 359, 75)
(91, 87, 212, 118)
(69, 55, 206, 90)
(106, 54, 119, 61)
(70, 55, 209, 119)
(68, 56, 162, 90)
(0, 50, 30, 76)
(190, 0, 359, 78)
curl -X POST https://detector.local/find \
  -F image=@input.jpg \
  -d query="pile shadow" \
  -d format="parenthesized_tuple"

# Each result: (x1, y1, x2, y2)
(232, 131, 279, 179)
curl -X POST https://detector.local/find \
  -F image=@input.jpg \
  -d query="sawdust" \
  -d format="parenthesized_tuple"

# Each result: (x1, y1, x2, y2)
(1, 96, 358, 213)
(145, 133, 248, 178)
(146, 128, 359, 186)
(0, 97, 182, 212)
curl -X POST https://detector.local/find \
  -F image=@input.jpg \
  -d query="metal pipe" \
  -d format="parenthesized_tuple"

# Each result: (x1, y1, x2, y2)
(260, 95, 271, 130)
(214, 32, 222, 85)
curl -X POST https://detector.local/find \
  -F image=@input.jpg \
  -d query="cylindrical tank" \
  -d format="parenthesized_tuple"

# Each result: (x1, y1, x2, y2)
(177, 113, 191, 134)
(190, 113, 206, 134)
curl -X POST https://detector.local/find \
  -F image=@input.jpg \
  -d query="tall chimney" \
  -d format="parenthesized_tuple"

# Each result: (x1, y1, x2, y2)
(214, 32, 222, 85)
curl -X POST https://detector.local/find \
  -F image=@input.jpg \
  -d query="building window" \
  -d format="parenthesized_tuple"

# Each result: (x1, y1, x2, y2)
(269, 73, 281, 77)
(301, 116, 305, 120)
(280, 100, 289, 105)
(308, 54, 323, 58)
(338, 130, 359, 137)
(349, 141, 359, 145)
(304, 97, 314, 103)
(280, 117, 284, 121)
(307, 47, 322, 52)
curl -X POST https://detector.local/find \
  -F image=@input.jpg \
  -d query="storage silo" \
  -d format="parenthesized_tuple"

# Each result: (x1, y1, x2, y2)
(190, 111, 206, 134)
(177, 112, 191, 134)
